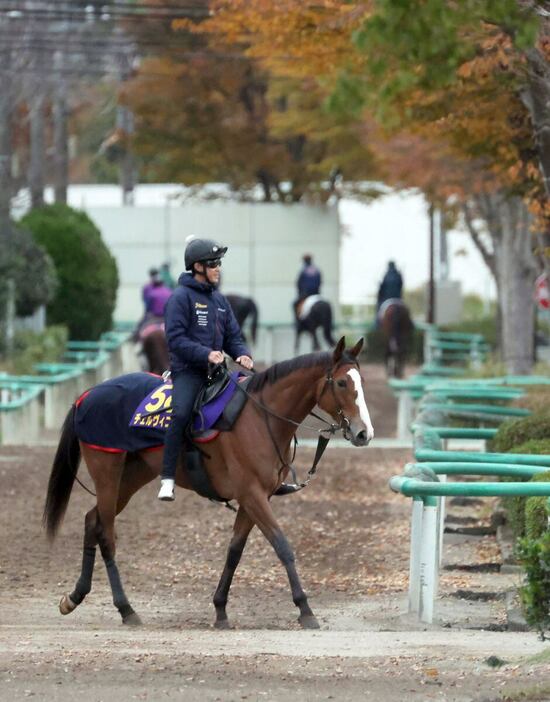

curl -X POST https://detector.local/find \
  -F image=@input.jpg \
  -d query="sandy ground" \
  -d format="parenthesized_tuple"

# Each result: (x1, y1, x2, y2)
(1, 365, 549, 702)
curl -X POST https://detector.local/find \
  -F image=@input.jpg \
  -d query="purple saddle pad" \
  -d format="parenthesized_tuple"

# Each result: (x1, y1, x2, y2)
(129, 372, 241, 434)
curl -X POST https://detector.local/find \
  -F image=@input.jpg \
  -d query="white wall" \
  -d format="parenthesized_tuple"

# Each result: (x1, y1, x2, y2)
(81, 197, 339, 324)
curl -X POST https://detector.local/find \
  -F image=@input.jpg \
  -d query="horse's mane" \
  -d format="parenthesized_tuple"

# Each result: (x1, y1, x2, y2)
(246, 350, 357, 394)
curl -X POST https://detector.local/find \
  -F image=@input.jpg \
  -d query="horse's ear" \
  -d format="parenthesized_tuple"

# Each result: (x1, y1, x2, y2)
(350, 337, 364, 358)
(333, 336, 346, 363)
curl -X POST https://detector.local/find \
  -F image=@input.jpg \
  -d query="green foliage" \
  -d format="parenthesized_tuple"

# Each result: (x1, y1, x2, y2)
(517, 531, 550, 639)
(441, 316, 498, 349)
(20, 204, 119, 341)
(0, 221, 57, 319)
(352, 0, 539, 123)
(525, 498, 550, 542)
(508, 439, 550, 455)
(0, 325, 68, 376)
(491, 412, 550, 453)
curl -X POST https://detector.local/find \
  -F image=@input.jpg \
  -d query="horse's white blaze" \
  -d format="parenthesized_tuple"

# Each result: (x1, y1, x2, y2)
(347, 368, 374, 440)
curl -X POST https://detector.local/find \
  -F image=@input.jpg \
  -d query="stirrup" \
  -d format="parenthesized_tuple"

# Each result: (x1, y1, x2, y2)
(158, 478, 175, 501)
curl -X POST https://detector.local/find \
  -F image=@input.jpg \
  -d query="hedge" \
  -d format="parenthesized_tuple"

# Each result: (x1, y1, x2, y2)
(20, 204, 118, 340)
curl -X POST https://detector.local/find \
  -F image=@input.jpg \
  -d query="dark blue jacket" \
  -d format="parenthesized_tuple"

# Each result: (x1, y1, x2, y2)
(164, 273, 250, 373)
(377, 266, 403, 307)
(297, 264, 322, 298)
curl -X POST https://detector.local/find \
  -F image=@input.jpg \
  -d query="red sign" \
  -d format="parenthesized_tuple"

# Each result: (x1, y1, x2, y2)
(535, 273, 550, 310)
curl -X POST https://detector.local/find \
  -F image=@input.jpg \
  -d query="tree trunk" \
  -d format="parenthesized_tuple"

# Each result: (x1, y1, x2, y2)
(481, 194, 537, 374)
(53, 88, 69, 204)
(524, 48, 550, 201)
(29, 91, 45, 209)
(0, 91, 12, 231)
(465, 193, 537, 373)
(0, 51, 13, 230)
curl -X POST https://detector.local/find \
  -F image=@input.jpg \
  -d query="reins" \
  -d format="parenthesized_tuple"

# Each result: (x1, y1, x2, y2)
(225, 362, 355, 494)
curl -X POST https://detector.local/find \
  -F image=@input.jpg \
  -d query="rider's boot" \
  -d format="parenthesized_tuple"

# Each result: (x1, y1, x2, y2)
(157, 478, 175, 501)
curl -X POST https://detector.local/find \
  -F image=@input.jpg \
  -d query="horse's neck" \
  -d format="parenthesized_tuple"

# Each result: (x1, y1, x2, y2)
(261, 363, 327, 438)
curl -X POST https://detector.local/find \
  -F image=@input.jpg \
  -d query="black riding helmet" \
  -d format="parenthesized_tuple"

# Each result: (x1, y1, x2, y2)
(184, 238, 228, 271)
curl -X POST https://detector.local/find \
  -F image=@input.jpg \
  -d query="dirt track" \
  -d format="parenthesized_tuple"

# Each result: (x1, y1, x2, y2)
(1, 365, 549, 701)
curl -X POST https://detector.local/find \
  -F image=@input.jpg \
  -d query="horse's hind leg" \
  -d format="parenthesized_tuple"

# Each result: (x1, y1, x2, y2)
(240, 491, 320, 630)
(213, 507, 254, 629)
(59, 507, 98, 615)
(84, 447, 141, 626)
(311, 328, 321, 351)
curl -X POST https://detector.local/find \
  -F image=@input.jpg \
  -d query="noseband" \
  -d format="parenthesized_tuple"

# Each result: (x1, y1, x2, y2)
(316, 368, 354, 440)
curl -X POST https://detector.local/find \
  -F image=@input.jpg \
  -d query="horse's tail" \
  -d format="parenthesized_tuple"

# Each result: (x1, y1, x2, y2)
(249, 300, 258, 345)
(322, 301, 336, 346)
(43, 404, 81, 541)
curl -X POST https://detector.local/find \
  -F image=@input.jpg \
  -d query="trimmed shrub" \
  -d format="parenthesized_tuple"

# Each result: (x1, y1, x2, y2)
(513, 386, 550, 413)
(507, 439, 550, 455)
(20, 204, 118, 340)
(0, 220, 57, 319)
(517, 531, 550, 640)
(490, 412, 550, 453)
(524, 472, 550, 541)
(501, 477, 528, 542)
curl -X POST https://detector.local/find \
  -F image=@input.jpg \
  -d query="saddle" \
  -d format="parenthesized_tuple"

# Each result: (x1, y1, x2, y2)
(187, 367, 251, 504)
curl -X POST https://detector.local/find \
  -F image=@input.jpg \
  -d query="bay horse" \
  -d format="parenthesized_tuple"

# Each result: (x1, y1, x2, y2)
(43, 337, 373, 630)
(226, 294, 259, 345)
(139, 318, 169, 375)
(379, 299, 414, 379)
(295, 296, 335, 352)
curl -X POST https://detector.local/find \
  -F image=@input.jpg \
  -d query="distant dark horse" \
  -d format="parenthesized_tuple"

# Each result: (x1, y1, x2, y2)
(295, 296, 335, 352)
(139, 318, 169, 376)
(226, 294, 258, 345)
(379, 300, 414, 379)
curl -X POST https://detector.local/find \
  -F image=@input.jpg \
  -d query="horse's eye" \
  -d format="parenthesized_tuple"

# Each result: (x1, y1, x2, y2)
(337, 379, 347, 388)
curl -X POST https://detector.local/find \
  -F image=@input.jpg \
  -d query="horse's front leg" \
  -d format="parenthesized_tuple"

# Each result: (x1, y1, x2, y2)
(59, 507, 98, 615)
(213, 507, 254, 629)
(240, 492, 319, 629)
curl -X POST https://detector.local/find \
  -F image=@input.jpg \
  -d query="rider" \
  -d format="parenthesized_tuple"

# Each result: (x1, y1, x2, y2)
(293, 253, 322, 319)
(376, 261, 403, 323)
(142, 267, 160, 311)
(145, 277, 172, 319)
(157, 238, 254, 501)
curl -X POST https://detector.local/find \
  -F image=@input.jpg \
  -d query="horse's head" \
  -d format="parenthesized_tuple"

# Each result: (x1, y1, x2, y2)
(316, 337, 374, 447)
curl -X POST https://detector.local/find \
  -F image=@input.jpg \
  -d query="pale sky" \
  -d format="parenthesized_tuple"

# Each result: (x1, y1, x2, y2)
(338, 192, 497, 305)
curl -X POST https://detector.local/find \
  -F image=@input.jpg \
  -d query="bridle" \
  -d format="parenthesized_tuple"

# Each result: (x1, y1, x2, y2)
(226, 362, 358, 492)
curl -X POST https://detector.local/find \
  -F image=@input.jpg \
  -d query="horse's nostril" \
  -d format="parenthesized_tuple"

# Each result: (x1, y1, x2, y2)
(356, 430, 368, 444)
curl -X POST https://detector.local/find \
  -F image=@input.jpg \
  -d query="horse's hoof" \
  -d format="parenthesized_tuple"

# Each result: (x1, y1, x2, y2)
(122, 612, 143, 626)
(299, 614, 320, 630)
(59, 593, 77, 615)
(214, 618, 232, 630)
